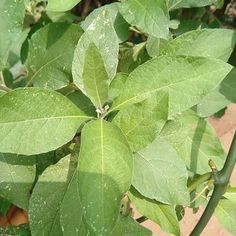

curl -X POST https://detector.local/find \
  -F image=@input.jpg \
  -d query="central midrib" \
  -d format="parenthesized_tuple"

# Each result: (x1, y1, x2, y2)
(0, 115, 90, 125)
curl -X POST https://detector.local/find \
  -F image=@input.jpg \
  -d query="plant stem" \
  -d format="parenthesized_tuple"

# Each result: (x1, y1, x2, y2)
(0, 84, 11, 92)
(190, 132, 236, 236)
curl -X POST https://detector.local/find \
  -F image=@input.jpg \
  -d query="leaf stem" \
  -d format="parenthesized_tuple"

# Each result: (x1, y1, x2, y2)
(0, 84, 12, 92)
(190, 132, 236, 236)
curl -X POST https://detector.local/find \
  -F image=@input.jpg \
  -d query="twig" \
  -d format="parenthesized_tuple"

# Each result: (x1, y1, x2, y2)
(190, 132, 236, 235)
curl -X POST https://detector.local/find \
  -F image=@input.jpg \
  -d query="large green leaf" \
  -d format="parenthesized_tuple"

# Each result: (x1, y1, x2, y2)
(0, 88, 90, 155)
(83, 43, 109, 108)
(77, 120, 133, 235)
(112, 215, 152, 235)
(195, 90, 229, 118)
(29, 155, 80, 236)
(161, 29, 236, 62)
(196, 67, 236, 117)
(129, 188, 180, 236)
(113, 92, 168, 152)
(132, 139, 189, 205)
(81, 3, 129, 42)
(60, 169, 84, 236)
(0, 0, 25, 71)
(215, 199, 236, 235)
(168, 0, 217, 10)
(46, 0, 81, 12)
(0, 153, 35, 210)
(158, 110, 225, 174)
(119, 0, 169, 39)
(111, 56, 232, 117)
(27, 23, 83, 90)
(73, 11, 119, 93)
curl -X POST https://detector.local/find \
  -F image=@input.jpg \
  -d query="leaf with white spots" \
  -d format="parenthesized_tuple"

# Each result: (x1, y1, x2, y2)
(0, 88, 90, 155)
(119, 0, 170, 39)
(160, 29, 236, 62)
(60, 170, 85, 236)
(112, 215, 152, 235)
(0, 0, 25, 71)
(82, 43, 109, 108)
(27, 23, 83, 90)
(81, 2, 129, 43)
(77, 120, 133, 235)
(113, 92, 168, 152)
(29, 155, 81, 236)
(110, 55, 232, 117)
(0, 153, 35, 210)
(72, 11, 119, 93)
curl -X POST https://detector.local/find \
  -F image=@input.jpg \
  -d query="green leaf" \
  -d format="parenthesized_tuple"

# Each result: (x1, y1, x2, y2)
(159, 110, 225, 174)
(111, 56, 232, 117)
(224, 186, 236, 204)
(27, 23, 83, 90)
(146, 36, 168, 58)
(60, 169, 84, 236)
(67, 90, 96, 117)
(77, 120, 133, 235)
(0, 153, 35, 210)
(195, 90, 229, 118)
(215, 199, 236, 234)
(161, 29, 236, 62)
(113, 92, 168, 152)
(0, 0, 25, 71)
(195, 67, 236, 117)
(81, 3, 130, 43)
(132, 139, 189, 205)
(119, 0, 169, 39)
(129, 187, 180, 236)
(0, 88, 90, 155)
(46, 0, 81, 12)
(0, 197, 11, 215)
(108, 73, 128, 102)
(168, 0, 217, 10)
(219, 67, 236, 103)
(29, 155, 80, 236)
(73, 11, 119, 93)
(0, 224, 31, 236)
(112, 215, 152, 235)
(118, 42, 150, 74)
(83, 43, 109, 108)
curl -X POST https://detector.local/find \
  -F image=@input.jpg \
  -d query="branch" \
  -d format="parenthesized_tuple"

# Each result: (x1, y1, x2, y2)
(190, 132, 236, 236)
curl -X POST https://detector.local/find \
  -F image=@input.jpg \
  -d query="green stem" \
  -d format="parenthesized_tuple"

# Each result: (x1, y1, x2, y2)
(0, 84, 11, 92)
(188, 172, 212, 193)
(190, 132, 236, 236)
